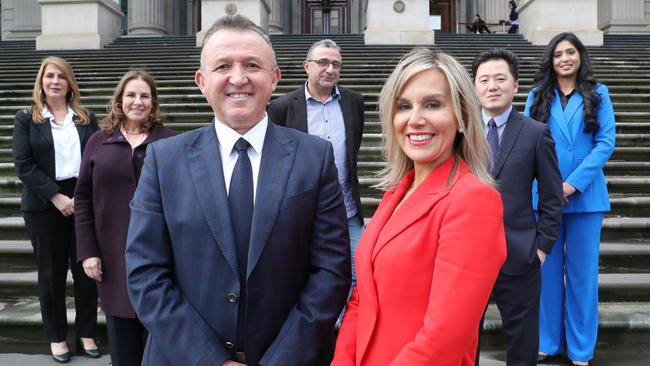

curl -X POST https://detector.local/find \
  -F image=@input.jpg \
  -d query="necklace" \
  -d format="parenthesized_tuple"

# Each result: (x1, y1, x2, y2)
(123, 129, 143, 135)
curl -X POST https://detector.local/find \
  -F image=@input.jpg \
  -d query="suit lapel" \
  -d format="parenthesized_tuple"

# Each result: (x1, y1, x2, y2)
(491, 110, 524, 177)
(247, 124, 296, 277)
(550, 90, 573, 144)
(564, 91, 584, 130)
(339, 88, 356, 167)
(185, 126, 239, 277)
(35, 120, 54, 147)
(371, 177, 451, 264)
(74, 118, 88, 145)
(288, 86, 308, 132)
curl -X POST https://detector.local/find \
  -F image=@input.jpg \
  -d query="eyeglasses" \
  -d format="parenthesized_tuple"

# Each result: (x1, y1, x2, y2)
(307, 58, 342, 70)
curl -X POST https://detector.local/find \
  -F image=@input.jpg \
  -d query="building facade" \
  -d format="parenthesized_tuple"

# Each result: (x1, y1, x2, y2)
(2, 0, 650, 45)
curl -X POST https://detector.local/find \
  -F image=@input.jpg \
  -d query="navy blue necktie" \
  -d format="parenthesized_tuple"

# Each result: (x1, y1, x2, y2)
(229, 138, 253, 351)
(229, 138, 253, 282)
(487, 118, 499, 160)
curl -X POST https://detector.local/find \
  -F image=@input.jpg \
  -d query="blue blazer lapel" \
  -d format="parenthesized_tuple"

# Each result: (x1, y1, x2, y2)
(550, 90, 573, 143)
(491, 109, 524, 178)
(185, 126, 239, 277)
(247, 123, 296, 277)
(564, 91, 584, 129)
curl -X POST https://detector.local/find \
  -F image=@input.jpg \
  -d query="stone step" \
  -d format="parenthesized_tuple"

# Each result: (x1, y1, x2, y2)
(2, 239, 647, 274)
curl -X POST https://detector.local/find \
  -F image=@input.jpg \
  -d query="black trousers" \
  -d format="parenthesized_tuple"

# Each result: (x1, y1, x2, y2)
(476, 261, 541, 366)
(23, 178, 97, 342)
(106, 315, 148, 366)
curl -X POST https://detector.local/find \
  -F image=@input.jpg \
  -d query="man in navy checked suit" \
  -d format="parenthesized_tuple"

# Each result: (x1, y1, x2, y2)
(125, 15, 351, 366)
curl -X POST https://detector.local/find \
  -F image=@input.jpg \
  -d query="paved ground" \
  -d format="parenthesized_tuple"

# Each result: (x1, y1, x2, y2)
(1, 345, 650, 366)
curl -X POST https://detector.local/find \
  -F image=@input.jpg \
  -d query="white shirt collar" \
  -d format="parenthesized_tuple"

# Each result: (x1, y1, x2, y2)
(304, 82, 340, 102)
(482, 105, 512, 128)
(213, 114, 268, 156)
(42, 105, 76, 125)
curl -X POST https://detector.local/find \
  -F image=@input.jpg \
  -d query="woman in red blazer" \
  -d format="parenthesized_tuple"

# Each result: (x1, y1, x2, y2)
(332, 48, 507, 366)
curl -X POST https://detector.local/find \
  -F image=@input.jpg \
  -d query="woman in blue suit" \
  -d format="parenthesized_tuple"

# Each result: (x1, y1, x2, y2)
(524, 32, 615, 365)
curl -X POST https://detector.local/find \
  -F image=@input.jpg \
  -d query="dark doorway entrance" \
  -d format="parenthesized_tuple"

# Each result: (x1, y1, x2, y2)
(303, 0, 350, 34)
(430, 0, 457, 33)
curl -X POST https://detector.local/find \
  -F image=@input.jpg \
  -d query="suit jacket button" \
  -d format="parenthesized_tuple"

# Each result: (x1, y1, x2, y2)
(227, 293, 238, 303)
(225, 341, 234, 349)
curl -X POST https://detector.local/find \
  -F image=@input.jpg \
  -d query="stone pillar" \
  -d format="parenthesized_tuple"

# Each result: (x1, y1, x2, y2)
(196, 0, 271, 46)
(1, 0, 41, 41)
(268, 0, 283, 34)
(598, 0, 650, 34)
(365, 0, 434, 44)
(519, 0, 603, 46)
(129, 0, 167, 35)
(36, 0, 123, 50)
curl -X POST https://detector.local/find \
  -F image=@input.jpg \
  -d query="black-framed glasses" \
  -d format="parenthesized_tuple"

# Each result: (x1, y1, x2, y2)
(307, 58, 342, 70)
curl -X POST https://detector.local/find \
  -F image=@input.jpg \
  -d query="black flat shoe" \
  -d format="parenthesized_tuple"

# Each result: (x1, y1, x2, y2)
(537, 353, 550, 363)
(51, 351, 70, 363)
(76, 339, 101, 359)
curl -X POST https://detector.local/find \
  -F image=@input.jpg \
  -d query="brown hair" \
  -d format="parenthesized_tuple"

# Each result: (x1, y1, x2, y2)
(100, 69, 162, 133)
(31, 56, 90, 124)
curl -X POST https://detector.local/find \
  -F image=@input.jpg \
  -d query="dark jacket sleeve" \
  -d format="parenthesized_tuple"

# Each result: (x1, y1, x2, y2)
(12, 110, 60, 202)
(75, 132, 101, 262)
(534, 126, 564, 253)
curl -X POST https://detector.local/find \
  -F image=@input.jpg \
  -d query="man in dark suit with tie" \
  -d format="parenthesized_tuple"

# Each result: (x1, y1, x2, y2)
(267, 39, 364, 288)
(125, 15, 351, 366)
(472, 48, 563, 365)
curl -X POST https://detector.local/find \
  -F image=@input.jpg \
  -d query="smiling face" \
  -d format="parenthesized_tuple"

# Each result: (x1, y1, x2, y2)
(553, 39, 581, 80)
(195, 29, 280, 134)
(304, 46, 342, 96)
(41, 64, 70, 103)
(393, 68, 459, 177)
(474, 59, 519, 117)
(121, 78, 153, 127)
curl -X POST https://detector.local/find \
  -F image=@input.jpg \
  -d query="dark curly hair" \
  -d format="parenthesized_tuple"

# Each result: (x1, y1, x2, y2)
(529, 32, 600, 133)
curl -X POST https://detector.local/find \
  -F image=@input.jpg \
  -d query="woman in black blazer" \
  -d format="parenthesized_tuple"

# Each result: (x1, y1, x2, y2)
(12, 56, 100, 363)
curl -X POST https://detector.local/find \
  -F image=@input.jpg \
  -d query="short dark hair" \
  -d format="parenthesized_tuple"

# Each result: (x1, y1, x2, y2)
(471, 48, 519, 80)
(200, 14, 277, 68)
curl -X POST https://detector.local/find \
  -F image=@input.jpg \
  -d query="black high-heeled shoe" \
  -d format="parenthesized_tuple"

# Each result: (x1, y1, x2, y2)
(51, 351, 70, 364)
(76, 338, 101, 359)
(51, 342, 70, 364)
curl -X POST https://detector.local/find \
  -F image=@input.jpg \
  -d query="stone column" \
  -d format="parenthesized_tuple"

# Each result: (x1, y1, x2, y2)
(36, 0, 123, 50)
(129, 0, 167, 35)
(598, 0, 650, 34)
(1, 0, 41, 40)
(365, 0, 434, 44)
(196, 0, 271, 46)
(268, 0, 283, 34)
(519, 0, 603, 45)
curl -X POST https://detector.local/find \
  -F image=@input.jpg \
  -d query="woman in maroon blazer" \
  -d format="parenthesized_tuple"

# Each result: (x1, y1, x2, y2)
(74, 69, 175, 366)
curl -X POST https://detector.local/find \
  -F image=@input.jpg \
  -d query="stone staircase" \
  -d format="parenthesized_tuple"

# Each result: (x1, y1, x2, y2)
(0, 33, 649, 355)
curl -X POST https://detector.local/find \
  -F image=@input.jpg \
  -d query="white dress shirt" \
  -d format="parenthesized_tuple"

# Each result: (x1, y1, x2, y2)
(43, 106, 81, 180)
(214, 116, 267, 202)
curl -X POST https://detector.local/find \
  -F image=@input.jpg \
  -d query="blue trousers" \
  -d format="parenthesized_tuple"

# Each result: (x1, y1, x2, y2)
(539, 212, 603, 362)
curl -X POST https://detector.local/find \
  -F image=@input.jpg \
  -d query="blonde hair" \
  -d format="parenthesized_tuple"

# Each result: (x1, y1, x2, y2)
(376, 48, 494, 191)
(31, 56, 89, 124)
(101, 69, 162, 133)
